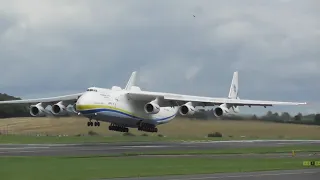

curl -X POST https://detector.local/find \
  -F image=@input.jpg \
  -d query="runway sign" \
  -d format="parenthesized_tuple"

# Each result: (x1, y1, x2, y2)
(303, 161, 320, 166)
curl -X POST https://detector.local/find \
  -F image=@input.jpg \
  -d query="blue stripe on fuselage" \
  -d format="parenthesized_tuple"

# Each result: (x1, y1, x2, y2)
(79, 108, 176, 122)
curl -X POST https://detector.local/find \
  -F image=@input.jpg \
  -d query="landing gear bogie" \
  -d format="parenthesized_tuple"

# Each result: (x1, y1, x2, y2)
(94, 121, 100, 126)
(138, 122, 158, 133)
(108, 123, 129, 132)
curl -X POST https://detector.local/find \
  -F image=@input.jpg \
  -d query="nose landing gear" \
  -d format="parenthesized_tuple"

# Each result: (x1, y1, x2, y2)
(87, 120, 100, 127)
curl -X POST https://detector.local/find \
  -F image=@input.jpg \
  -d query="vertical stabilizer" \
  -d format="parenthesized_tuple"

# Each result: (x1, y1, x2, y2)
(125, 71, 137, 90)
(228, 71, 239, 99)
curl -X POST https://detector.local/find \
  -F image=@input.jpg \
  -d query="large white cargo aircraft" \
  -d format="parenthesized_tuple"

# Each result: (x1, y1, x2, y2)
(0, 71, 307, 133)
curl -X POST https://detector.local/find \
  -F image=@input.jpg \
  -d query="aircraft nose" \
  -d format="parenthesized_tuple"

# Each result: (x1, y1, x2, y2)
(75, 92, 91, 111)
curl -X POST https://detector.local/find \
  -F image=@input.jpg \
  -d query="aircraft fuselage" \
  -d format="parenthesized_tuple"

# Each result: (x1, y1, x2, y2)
(75, 90, 178, 129)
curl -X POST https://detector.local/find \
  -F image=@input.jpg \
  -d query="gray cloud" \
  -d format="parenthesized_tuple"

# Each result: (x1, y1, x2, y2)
(0, 0, 319, 114)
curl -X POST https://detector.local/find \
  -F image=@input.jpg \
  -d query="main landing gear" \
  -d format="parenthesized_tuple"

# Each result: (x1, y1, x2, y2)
(87, 120, 100, 127)
(138, 122, 158, 133)
(108, 123, 129, 132)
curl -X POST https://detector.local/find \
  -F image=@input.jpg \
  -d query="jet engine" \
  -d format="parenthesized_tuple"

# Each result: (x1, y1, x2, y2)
(144, 102, 160, 114)
(51, 101, 68, 115)
(179, 103, 195, 116)
(30, 103, 46, 117)
(66, 104, 79, 115)
(213, 104, 230, 117)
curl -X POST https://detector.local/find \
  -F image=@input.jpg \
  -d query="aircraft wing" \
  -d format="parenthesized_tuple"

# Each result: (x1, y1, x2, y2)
(126, 91, 307, 107)
(0, 93, 83, 105)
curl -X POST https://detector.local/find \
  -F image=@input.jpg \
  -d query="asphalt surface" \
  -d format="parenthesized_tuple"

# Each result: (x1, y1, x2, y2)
(0, 140, 319, 156)
(103, 169, 320, 180)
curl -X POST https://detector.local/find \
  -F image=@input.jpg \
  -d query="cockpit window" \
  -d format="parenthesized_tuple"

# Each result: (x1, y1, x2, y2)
(87, 88, 97, 92)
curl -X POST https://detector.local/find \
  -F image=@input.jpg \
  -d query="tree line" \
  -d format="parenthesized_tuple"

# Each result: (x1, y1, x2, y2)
(181, 108, 320, 125)
(0, 93, 30, 118)
(1, 93, 320, 125)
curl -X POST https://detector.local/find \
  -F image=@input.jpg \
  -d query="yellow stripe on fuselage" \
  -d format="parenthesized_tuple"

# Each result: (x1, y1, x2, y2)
(76, 104, 177, 122)
(76, 104, 135, 116)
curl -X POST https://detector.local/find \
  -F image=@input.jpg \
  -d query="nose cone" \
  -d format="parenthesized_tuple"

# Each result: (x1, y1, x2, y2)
(75, 92, 93, 112)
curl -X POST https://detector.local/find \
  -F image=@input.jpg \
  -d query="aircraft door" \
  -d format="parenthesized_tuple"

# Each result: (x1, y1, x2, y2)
(112, 94, 122, 108)
(107, 97, 117, 108)
(113, 96, 118, 108)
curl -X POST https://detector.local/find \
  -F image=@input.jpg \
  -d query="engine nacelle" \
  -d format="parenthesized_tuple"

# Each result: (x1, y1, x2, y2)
(213, 104, 230, 117)
(30, 103, 46, 117)
(144, 102, 160, 114)
(51, 101, 68, 115)
(66, 104, 80, 115)
(179, 104, 195, 116)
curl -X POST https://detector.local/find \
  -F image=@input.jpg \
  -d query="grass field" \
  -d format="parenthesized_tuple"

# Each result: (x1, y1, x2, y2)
(0, 134, 186, 144)
(0, 156, 316, 180)
(0, 117, 319, 140)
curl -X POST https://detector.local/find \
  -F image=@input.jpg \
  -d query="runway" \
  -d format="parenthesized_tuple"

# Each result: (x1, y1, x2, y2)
(0, 140, 319, 156)
(103, 169, 320, 180)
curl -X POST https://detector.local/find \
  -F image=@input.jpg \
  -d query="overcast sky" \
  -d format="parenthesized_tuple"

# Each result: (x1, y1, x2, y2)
(0, 0, 319, 115)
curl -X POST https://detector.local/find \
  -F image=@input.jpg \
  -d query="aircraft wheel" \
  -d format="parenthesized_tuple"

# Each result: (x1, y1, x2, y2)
(97, 122, 100, 126)
(87, 122, 90, 126)
(90, 122, 93, 126)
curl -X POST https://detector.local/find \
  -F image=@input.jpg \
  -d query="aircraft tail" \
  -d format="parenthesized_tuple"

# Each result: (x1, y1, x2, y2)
(125, 71, 137, 90)
(228, 71, 239, 99)
(228, 71, 240, 113)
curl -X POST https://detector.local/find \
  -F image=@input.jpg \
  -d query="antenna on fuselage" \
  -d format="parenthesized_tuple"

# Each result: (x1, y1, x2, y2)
(125, 71, 137, 90)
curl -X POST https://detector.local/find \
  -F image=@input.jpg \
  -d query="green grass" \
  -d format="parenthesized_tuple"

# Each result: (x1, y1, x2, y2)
(123, 145, 320, 156)
(1, 134, 319, 144)
(1, 117, 320, 144)
(0, 134, 171, 144)
(0, 134, 275, 144)
(1, 117, 320, 139)
(0, 134, 241, 144)
(0, 156, 316, 180)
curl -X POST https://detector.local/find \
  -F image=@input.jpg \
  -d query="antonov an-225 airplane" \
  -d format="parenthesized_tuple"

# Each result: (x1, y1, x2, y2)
(0, 71, 307, 133)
